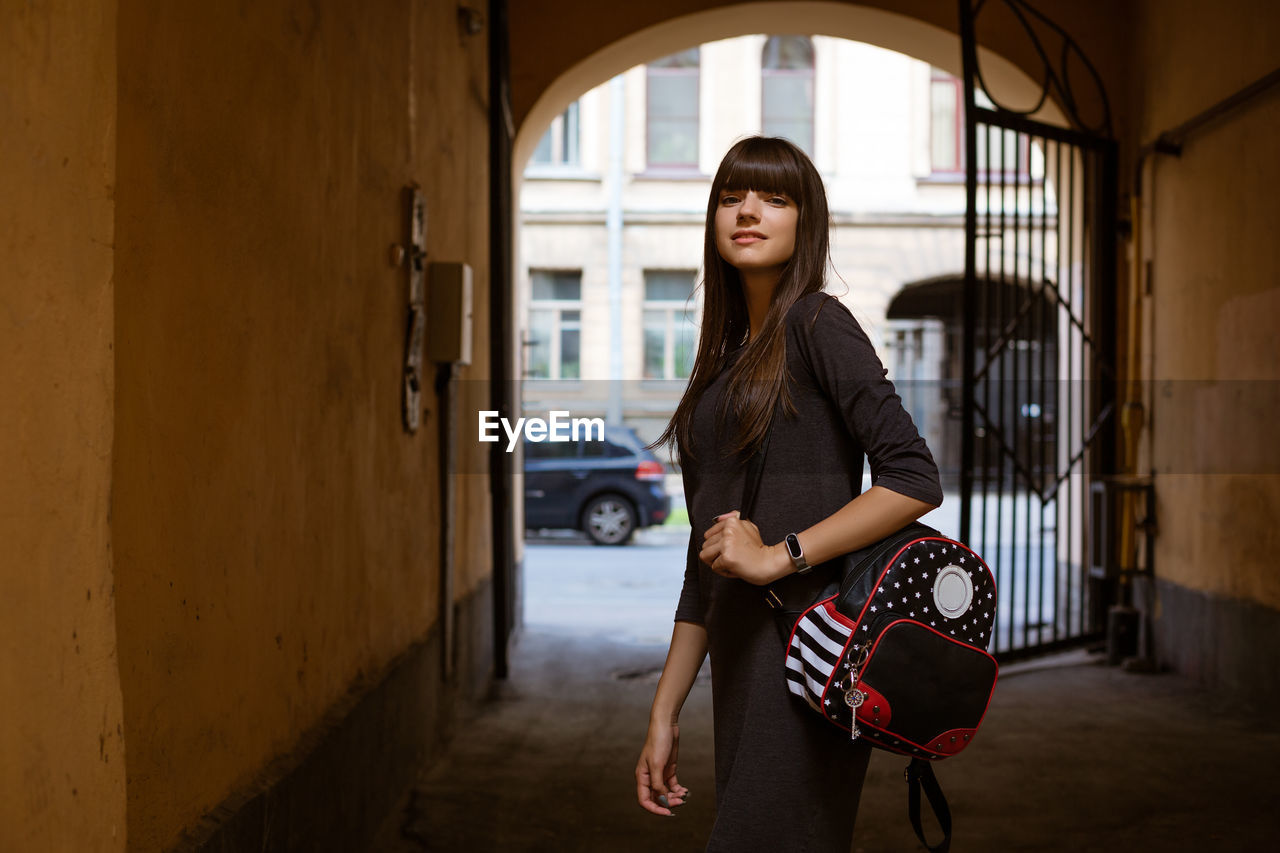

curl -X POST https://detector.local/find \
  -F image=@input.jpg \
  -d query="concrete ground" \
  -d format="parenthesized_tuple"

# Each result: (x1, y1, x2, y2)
(371, 632, 1279, 852)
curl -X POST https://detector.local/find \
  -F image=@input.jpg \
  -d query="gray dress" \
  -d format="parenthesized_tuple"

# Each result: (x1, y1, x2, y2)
(674, 292, 944, 852)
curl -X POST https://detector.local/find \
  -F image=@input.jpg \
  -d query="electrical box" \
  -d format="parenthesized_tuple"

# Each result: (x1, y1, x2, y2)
(428, 261, 473, 365)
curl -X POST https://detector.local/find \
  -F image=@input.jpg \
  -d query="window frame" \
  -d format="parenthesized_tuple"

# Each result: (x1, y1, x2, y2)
(644, 48, 702, 174)
(641, 270, 699, 382)
(761, 35, 816, 156)
(927, 68, 1038, 184)
(526, 101, 584, 177)
(525, 269, 584, 381)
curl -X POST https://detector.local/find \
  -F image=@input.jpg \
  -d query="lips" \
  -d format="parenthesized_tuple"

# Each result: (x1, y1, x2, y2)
(732, 229, 765, 243)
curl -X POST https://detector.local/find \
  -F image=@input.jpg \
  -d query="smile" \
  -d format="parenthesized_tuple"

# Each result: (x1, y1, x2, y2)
(731, 230, 766, 243)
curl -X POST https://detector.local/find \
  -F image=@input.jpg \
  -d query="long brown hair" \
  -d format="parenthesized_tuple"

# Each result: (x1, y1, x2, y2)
(654, 136, 832, 465)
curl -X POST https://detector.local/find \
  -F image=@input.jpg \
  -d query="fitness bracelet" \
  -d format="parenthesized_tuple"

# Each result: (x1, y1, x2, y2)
(784, 532, 811, 574)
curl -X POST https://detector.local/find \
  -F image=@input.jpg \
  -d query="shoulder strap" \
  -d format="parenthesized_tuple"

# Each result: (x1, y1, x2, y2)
(741, 429, 793, 612)
(906, 758, 953, 853)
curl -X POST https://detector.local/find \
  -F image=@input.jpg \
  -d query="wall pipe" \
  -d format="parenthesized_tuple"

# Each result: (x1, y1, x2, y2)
(1118, 65, 1280, 661)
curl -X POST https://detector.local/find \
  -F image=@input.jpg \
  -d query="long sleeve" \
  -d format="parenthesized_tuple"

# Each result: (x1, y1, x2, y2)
(786, 293, 943, 507)
(673, 528, 704, 624)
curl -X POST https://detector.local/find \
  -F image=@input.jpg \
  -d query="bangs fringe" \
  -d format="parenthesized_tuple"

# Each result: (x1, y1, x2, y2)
(715, 137, 808, 201)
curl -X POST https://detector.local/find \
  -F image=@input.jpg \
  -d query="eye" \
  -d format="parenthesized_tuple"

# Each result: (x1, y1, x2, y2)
(719, 193, 741, 205)
(767, 194, 790, 206)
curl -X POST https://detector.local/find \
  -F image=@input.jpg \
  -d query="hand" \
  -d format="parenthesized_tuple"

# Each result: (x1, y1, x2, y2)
(636, 720, 689, 816)
(699, 511, 791, 585)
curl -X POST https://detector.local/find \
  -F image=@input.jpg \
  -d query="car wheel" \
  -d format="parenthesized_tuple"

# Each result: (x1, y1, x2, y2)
(582, 494, 637, 546)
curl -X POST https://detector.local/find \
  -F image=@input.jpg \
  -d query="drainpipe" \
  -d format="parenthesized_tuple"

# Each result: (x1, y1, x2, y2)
(606, 74, 625, 426)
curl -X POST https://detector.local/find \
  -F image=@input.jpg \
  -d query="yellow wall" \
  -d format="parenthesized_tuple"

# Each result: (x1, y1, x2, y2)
(110, 0, 490, 848)
(0, 0, 127, 850)
(1134, 0, 1280, 609)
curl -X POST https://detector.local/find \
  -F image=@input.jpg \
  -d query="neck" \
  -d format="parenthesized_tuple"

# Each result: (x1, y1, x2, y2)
(740, 268, 781, 342)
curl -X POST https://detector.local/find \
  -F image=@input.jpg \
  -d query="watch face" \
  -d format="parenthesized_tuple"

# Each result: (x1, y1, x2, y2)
(786, 534, 802, 560)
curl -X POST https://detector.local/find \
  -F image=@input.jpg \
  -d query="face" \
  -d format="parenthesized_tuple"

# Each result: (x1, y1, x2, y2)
(714, 188, 799, 280)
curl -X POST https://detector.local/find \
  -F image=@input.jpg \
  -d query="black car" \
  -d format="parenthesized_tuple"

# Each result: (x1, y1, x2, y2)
(523, 425, 671, 545)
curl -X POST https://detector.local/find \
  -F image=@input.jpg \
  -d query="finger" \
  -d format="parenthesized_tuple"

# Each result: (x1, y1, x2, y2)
(698, 543, 717, 568)
(665, 769, 688, 801)
(714, 510, 741, 521)
(661, 792, 688, 809)
(711, 555, 735, 577)
(636, 766, 674, 817)
(638, 789, 673, 817)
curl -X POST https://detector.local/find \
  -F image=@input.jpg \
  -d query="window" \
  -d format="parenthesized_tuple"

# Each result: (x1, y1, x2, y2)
(762, 36, 815, 156)
(530, 101, 580, 169)
(526, 270, 582, 380)
(646, 48, 700, 169)
(929, 68, 1032, 179)
(929, 69, 963, 174)
(642, 270, 698, 380)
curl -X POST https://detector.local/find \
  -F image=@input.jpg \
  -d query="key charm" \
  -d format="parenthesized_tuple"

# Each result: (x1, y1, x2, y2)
(844, 685, 864, 741)
(841, 648, 870, 743)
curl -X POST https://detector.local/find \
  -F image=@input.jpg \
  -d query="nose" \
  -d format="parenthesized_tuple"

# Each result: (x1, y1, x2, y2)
(737, 192, 761, 222)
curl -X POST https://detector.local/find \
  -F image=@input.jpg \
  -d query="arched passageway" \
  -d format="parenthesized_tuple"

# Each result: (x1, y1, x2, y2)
(503, 2, 1077, 653)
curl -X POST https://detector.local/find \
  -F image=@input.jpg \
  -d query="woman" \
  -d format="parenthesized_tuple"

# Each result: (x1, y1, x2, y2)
(634, 136, 943, 851)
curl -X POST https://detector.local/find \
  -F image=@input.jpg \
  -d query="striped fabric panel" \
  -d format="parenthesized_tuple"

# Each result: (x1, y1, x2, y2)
(785, 600, 855, 704)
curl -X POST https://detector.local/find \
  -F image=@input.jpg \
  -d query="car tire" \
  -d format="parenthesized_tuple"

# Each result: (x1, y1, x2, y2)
(582, 493, 637, 546)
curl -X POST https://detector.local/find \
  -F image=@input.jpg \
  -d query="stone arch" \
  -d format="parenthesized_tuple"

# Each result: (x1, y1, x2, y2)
(514, 1, 1069, 171)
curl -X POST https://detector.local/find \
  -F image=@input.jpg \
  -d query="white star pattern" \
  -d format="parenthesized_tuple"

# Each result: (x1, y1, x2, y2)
(779, 536, 996, 721)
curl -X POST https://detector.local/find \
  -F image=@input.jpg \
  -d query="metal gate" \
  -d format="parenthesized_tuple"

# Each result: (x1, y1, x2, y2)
(959, 0, 1118, 659)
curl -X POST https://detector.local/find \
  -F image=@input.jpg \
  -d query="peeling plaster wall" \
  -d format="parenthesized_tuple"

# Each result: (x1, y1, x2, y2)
(0, 0, 127, 850)
(1136, 0, 1280, 610)
(1132, 0, 1280, 697)
(111, 0, 490, 848)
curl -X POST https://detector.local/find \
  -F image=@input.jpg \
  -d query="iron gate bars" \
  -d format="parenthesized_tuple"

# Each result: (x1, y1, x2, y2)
(959, 0, 1118, 659)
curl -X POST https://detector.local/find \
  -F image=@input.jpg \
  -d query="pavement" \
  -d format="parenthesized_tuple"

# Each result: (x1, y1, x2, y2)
(371, 534, 1280, 852)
